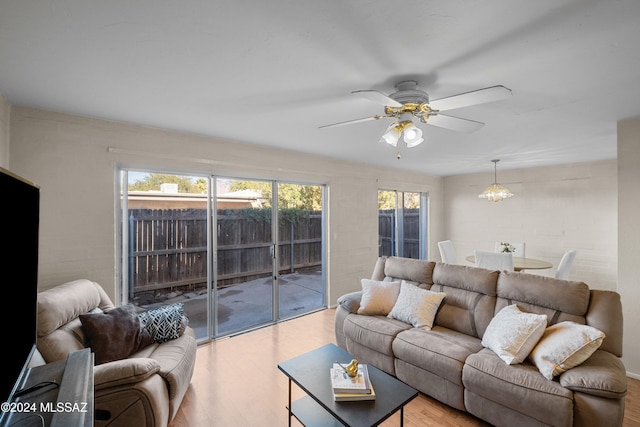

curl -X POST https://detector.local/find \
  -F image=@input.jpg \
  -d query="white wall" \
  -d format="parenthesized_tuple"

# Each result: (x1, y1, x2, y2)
(618, 116, 640, 377)
(0, 92, 10, 169)
(443, 159, 617, 289)
(8, 106, 444, 305)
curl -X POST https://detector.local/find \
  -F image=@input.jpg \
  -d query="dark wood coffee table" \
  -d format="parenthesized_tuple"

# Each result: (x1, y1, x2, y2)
(278, 343, 418, 427)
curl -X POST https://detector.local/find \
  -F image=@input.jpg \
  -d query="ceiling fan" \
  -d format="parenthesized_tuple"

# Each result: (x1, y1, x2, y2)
(319, 80, 512, 154)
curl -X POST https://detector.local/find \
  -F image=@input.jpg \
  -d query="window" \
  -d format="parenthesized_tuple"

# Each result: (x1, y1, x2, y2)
(378, 190, 427, 259)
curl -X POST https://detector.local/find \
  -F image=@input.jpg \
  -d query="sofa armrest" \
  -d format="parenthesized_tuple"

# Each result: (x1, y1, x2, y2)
(149, 328, 197, 399)
(559, 350, 627, 399)
(337, 291, 362, 314)
(93, 357, 161, 391)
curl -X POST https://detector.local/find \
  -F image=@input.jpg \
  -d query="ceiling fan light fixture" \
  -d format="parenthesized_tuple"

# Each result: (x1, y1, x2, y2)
(478, 159, 514, 202)
(380, 123, 401, 146)
(403, 122, 424, 147)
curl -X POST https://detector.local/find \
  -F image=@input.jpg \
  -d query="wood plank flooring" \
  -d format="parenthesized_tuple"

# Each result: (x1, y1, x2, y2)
(169, 308, 640, 427)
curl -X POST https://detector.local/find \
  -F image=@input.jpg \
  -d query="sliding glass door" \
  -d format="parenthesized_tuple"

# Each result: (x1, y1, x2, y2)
(276, 182, 325, 319)
(121, 171, 210, 339)
(215, 178, 275, 335)
(120, 170, 326, 341)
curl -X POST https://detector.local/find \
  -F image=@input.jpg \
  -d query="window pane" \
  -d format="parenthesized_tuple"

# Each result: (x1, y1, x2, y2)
(125, 172, 209, 339)
(402, 192, 421, 259)
(378, 190, 396, 256)
(277, 183, 325, 319)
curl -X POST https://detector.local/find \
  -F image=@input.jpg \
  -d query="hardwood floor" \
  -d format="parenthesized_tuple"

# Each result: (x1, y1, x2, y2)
(169, 308, 640, 427)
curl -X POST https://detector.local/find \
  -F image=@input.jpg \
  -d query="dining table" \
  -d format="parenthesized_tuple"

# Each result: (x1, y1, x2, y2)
(465, 255, 553, 272)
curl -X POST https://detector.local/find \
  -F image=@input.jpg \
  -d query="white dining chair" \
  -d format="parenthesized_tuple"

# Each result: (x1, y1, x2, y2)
(555, 249, 577, 280)
(475, 250, 514, 271)
(495, 241, 526, 257)
(438, 240, 458, 264)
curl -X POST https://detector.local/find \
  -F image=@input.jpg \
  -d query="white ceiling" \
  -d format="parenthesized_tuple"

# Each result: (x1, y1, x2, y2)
(1, 0, 638, 176)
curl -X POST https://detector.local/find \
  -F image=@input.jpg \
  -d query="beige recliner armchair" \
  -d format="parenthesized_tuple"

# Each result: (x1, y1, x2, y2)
(36, 279, 197, 427)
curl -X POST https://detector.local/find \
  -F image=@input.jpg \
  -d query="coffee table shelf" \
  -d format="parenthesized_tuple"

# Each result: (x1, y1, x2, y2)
(289, 395, 346, 427)
(278, 343, 418, 427)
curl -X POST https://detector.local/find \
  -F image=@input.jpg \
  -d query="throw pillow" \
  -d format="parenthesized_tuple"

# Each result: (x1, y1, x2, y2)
(138, 302, 188, 343)
(481, 304, 547, 365)
(79, 304, 153, 365)
(387, 281, 446, 329)
(357, 279, 401, 315)
(528, 321, 605, 380)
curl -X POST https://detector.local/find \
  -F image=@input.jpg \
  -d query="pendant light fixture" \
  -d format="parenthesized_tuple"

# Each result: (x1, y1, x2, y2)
(478, 159, 514, 202)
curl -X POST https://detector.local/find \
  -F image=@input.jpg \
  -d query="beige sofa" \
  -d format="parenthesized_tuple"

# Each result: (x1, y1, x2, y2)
(37, 279, 197, 427)
(335, 256, 627, 427)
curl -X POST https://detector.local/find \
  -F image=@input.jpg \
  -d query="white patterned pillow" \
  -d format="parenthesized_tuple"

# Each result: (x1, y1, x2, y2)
(357, 279, 401, 315)
(387, 281, 446, 329)
(482, 304, 547, 365)
(138, 302, 188, 343)
(528, 321, 605, 380)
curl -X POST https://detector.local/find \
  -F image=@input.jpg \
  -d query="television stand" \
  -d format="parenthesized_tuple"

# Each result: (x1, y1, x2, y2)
(2, 348, 94, 427)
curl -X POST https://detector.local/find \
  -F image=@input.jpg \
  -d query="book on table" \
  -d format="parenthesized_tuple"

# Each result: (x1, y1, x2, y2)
(333, 383, 376, 402)
(330, 363, 375, 401)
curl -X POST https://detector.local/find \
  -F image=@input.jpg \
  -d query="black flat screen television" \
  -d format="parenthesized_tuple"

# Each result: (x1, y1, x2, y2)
(0, 167, 40, 407)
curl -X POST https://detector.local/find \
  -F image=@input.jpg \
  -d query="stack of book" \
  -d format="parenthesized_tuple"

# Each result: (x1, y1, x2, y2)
(329, 363, 375, 401)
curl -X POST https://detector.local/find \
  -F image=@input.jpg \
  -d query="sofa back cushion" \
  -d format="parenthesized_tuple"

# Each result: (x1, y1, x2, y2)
(496, 271, 590, 324)
(430, 263, 499, 338)
(37, 279, 115, 362)
(380, 256, 435, 287)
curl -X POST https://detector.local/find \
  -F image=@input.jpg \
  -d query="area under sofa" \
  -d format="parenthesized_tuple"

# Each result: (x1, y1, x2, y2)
(334, 256, 627, 427)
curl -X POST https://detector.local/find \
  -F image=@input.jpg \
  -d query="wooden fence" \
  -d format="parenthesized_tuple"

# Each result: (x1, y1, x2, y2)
(128, 208, 322, 294)
(378, 208, 421, 259)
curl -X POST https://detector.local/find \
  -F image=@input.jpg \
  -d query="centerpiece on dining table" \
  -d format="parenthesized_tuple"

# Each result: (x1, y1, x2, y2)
(499, 242, 516, 253)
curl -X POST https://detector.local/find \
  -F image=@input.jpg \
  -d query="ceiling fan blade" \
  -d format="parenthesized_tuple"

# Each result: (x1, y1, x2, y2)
(352, 90, 403, 108)
(426, 113, 484, 133)
(318, 115, 389, 129)
(429, 85, 512, 111)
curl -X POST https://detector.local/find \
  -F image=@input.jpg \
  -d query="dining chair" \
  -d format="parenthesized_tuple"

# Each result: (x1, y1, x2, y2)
(555, 249, 577, 280)
(495, 241, 526, 257)
(475, 250, 514, 271)
(438, 240, 458, 264)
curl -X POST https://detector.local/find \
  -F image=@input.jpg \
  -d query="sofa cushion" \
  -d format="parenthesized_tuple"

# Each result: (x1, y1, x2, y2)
(80, 304, 153, 364)
(383, 256, 435, 286)
(496, 271, 590, 318)
(357, 279, 401, 316)
(387, 281, 446, 329)
(393, 326, 483, 386)
(138, 302, 188, 343)
(431, 263, 499, 338)
(481, 304, 547, 365)
(463, 348, 574, 427)
(528, 321, 605, 380)
(343, 315, 411, 357)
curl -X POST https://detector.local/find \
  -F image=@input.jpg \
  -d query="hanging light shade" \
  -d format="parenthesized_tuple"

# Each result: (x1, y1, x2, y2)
(478, 159, 514, 202)
(379, 120, 424, 148)
(403, 122, 424, 147)
(380, 122, 401, 146)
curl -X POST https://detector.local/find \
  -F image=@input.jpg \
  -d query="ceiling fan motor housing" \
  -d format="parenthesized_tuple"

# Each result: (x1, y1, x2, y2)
(389, 80, 429, 105)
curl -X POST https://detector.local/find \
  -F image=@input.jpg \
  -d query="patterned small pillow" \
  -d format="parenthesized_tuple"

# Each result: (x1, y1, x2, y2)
(138, 302, 188, 343)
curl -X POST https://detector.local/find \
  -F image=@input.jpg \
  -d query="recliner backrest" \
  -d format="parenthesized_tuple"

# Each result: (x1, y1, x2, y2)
(37, 279, 114, 362)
